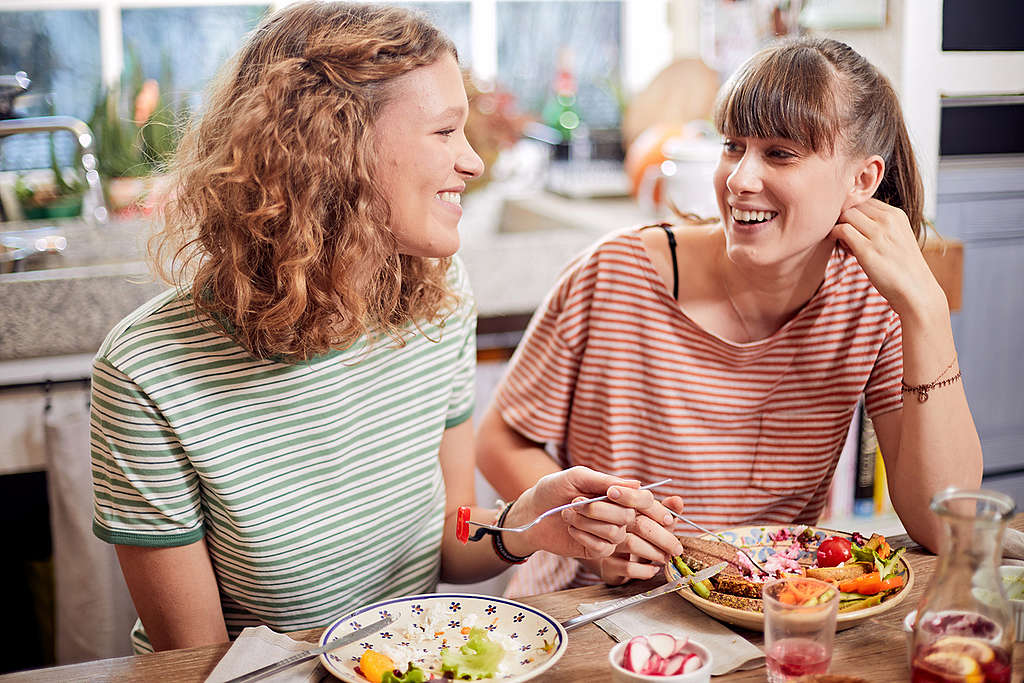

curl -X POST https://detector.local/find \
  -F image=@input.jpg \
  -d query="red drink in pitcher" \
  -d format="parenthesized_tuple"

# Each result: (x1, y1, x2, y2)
(766, 638, 831, 681)
(910, 636, 1011, 683)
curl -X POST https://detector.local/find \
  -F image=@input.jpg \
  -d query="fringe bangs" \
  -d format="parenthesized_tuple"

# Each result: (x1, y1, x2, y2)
(714, 46, 844, 154)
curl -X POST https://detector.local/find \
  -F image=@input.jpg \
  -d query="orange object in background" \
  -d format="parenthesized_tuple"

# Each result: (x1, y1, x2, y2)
(623, 124, 683, 202)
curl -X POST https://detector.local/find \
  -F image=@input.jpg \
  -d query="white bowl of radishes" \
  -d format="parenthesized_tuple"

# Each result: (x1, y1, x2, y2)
(608, 633, 712, 682)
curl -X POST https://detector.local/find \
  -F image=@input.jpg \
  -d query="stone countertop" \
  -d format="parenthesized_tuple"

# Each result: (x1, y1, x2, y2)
(0, 189, 653, 365)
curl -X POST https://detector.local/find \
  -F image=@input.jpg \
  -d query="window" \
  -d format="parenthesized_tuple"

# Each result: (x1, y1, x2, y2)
(0, 9, 101, 120)
(0, 9, 101, 171)
(497, 1, 622, 130)
(1, 1, 667, 172)
(121, 5, 268, 111)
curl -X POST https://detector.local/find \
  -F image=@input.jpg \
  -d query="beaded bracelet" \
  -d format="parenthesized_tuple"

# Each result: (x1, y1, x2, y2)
(901, 352, 962, 403)
(491, 499, 533, 565)
(901, 370, 962, 403)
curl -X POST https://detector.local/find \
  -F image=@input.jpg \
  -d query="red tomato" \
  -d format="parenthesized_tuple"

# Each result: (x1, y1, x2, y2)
(816, 536, 852, 567)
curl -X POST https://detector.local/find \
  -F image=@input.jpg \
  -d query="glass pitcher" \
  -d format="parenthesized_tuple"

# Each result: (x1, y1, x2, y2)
(910, 488, 1016, 683)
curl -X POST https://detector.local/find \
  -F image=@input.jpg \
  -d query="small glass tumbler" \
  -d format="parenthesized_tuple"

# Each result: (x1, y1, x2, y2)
(763, 577, 840, 682)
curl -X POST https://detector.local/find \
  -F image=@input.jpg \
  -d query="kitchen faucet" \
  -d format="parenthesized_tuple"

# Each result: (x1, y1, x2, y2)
(0, 72, 108, 226)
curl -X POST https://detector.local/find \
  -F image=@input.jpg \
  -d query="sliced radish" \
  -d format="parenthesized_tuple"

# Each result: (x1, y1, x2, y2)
(647, 633, 677, 659)
(623, 636, 651, 673)
(662, 654, 687, 675)
(672, 635, 689, 655)
(641, 653, 665, 676)
(682, 653, 702, 673)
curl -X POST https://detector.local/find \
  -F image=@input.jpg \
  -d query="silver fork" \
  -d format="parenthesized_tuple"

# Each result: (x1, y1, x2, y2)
(464, 478, 672, 541)
(667, 509, 771, 577)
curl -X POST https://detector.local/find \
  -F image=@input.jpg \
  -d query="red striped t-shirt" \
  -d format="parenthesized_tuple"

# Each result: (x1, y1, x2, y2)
(494, 226, 903, 596)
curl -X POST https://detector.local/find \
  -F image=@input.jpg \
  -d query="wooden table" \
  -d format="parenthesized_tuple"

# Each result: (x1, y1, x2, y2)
(5, 517, 1022, 682)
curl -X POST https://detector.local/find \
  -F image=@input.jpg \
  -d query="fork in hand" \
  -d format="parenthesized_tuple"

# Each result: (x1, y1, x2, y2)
(456, 478, 673, 544)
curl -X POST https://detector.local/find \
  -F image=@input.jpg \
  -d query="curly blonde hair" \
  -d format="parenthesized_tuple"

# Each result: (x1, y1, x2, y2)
(151, 2, 459, 360)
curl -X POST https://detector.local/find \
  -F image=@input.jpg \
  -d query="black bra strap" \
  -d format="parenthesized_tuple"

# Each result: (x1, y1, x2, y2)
(661, 225, 679, 301)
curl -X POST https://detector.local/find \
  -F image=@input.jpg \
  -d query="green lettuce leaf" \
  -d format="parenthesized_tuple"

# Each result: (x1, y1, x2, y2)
(381, 663, 427, 683)
(440, 627, 506, 680)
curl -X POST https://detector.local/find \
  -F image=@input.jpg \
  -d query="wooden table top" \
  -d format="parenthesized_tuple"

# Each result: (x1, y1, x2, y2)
(5, 517, 1022, 682)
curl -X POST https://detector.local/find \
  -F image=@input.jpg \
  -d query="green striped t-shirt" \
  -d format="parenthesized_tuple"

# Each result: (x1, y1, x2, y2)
(91, 258, 476, 651)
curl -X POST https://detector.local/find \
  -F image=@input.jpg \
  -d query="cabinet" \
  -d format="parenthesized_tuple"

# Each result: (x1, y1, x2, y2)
(936, 156, 1024, 502)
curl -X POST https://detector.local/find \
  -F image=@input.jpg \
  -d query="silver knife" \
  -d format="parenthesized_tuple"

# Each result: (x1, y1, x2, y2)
(223, 614, 395, 683)
(560, 561, 729, 632)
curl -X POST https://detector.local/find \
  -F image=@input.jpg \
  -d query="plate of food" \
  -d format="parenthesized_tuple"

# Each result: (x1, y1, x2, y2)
(665, 525, 914, 632)
(318, 593, 567, 682)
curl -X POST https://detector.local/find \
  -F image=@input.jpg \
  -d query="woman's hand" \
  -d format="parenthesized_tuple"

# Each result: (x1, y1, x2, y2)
(589, 496, 686, 586)
(831, 198, 947, 319)
(505, 466, 681, 562)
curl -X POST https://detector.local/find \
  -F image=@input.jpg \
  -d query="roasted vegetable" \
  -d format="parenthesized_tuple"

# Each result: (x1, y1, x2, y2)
(838, 594, 883, 612)
(672, 556, 712, 599)
(359, 650, 397, 683)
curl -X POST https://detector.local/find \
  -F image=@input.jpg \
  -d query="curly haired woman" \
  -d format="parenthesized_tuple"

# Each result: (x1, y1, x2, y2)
(90, 2, 675, 652)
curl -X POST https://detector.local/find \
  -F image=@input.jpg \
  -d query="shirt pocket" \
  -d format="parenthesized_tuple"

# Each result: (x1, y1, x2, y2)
(749, 409, 854, 497)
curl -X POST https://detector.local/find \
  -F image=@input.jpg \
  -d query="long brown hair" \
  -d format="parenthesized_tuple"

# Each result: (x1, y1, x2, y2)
(713, 37, 924, 240)
(151, 2, 459, 360)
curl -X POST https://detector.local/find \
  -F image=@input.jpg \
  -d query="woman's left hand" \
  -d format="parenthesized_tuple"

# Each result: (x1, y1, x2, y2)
(831, 198, 947, 318)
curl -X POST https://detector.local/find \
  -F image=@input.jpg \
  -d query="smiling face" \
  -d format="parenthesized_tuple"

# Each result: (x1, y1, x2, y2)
(373, 54, 484, 257)
(713, 135, 866, 269)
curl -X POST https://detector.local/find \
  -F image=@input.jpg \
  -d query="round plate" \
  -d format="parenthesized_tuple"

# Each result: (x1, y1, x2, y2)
(664, 525, 915, 632)
(318, 593, 567, 682)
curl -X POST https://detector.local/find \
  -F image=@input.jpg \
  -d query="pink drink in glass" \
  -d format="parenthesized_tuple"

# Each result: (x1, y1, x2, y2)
(766, 637, 831, 680)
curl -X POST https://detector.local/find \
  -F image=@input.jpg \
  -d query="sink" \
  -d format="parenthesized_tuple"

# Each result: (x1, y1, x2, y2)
(1, 218, 148, 274)
(0, 218, 168, 360)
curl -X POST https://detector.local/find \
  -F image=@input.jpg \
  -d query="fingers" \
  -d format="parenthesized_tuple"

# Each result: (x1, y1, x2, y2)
(597, 553, 663, 585)
(609, 488, 685, 558)
(562, 497, 631, 544)
(836, 204, 878, 239)
(830, 222, 870, 253)
(562, 465, 641, 497)
(566, 525, 626, 560)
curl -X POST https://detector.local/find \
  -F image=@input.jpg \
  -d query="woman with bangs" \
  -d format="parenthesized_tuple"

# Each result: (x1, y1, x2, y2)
(477, 37, 982, 594)
(89, 2, 674, 652)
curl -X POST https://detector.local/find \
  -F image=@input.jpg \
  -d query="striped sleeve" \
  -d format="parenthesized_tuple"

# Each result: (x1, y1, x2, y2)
(445, 257, 476, 428)
(494, 255, 592, 448)
(91, 356, 205, 547)
(864, 309, 903, 418)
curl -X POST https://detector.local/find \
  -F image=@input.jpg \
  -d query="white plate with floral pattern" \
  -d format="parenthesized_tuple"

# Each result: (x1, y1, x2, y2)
(319, 593, 567, 682)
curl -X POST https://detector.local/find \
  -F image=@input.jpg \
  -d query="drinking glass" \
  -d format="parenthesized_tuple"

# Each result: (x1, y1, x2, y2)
(763, 577, 840, 682)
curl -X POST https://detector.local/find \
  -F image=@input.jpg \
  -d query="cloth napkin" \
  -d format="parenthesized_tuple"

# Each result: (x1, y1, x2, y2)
(205, 626, 325, 683)
(1003, 527, 1024, 567)
(577, 592, 764, 676)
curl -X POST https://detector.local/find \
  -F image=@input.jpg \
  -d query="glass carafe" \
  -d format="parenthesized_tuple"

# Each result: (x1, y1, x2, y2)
(911, 488, 1016, 683)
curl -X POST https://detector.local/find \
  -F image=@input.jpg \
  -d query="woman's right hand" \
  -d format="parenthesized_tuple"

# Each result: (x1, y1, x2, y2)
(505, 467, 683, 562)
(587, 495, 687, 586)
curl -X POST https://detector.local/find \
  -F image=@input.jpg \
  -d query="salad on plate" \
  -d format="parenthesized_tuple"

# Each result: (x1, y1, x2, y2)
(318, 594, 565, 683)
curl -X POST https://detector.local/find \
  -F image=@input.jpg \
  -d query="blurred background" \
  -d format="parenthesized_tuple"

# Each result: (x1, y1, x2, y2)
(1, 0, 1022, 673)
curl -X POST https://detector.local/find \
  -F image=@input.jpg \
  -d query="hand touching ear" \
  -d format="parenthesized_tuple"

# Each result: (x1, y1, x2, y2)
(830, 199, 946, 318)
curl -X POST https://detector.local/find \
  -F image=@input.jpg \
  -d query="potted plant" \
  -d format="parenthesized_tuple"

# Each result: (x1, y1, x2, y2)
(88, 51, 186, 215)
(14, 127, 84, 220)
